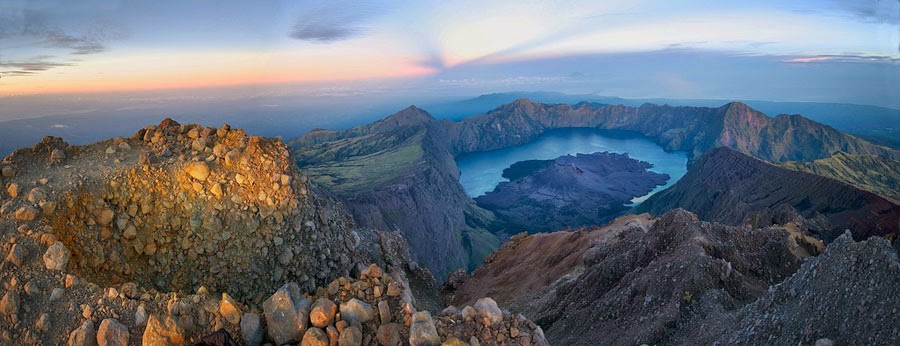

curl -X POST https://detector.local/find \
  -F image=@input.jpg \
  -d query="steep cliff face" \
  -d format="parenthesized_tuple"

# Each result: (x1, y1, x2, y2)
(292, 107, 501, 281)
(635, 147, 900, 241)
(716, 102, 893, 162)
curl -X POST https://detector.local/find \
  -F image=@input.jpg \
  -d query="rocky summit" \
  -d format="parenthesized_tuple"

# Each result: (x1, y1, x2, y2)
(0, 119, 546, 345)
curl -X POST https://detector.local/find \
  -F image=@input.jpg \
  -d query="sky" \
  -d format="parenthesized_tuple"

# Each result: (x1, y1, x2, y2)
(0, 0, 898, 110)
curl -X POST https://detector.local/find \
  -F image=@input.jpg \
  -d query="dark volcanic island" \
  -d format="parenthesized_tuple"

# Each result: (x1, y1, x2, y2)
(475, 151, 669, 232)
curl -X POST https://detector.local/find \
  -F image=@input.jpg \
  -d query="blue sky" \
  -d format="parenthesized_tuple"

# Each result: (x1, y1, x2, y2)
(0, 0, 897, 108)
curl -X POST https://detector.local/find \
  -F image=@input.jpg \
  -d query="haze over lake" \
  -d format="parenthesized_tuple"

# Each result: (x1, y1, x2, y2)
(456, 128, 689, 203)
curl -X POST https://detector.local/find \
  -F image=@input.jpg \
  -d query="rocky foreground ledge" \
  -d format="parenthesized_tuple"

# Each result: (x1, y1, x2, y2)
(0, 119, 546, 345)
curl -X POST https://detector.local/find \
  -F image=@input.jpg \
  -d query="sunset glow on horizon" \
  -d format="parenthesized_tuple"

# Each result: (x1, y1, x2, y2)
(0, 0, 897, 101)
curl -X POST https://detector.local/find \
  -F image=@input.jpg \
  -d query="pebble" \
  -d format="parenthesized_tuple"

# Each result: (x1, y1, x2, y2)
(473, 298, 503, 326)
(378, 300, 391, 324)
(134, 304, 148, 326)
(1, 165, 16, 177)
(0, 290, 19, 319)
(50, 287, 65, 301)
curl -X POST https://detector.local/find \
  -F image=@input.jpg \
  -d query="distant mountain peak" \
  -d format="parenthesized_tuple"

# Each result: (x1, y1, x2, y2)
(381, 105, 435, 125)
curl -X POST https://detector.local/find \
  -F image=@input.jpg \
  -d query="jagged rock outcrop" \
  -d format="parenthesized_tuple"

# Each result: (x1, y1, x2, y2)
(443, 209, 825, 345)
(671, 232, 900, 345)
(475, 152, 668, 232)
(636, 147, 900, 241)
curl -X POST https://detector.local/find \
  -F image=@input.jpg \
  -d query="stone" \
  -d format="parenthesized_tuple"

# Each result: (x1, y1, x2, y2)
(441, 337, 469, 346)
(301, 327, 329, 346)
(338, 325, 362, 346)
(815, 339, 834, 346)
(50, 148, 66, 163)
(97, 319, 129, 346)
(134, 304, 148, 326)
(43, 241, 71, 271)
(6, 183, 19, 198)
(210, 183, 223, 197)
(378, 300, 391, 324)
(240, 313, 264, 346)
(377, 323, 403, 346)
(105, 147, 117, 155)
(219, 292, 242, 325)
(362, 264, 383, 278)
(14, 206, 39, 221)
(409, 311, 440, 346)
(123, 225, 137, 240)
(263, 282, 310, 345)
(39, 201, 58, 215)
(26, 187, 47, 203)
(224, 150, 241, 166)
(460, 306, 476, 320)
(68, 320, 98, 346)
(142, 315, 186, 346)
(1, 165, 16, 178)
(0, 290, 19, 319)
(339, 298, 375, 325)
(326, 325, 339, 346)
(50, 287, 65, 301)
(5, 243, 26, 267)
(184, 161, 210, 181)
(192, 138, 207, 152)
(473, 297, 503, 326)
(386, 282, 402, 297)
(96, 208, 115, 225)
(310, 298, 338, 328)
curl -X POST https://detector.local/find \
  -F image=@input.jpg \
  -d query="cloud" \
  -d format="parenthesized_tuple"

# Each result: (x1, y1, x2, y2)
(0, 59, 73, 77)
(782, 54, 900, 63)
(831, 0, 900, 24)
(289, 1, 387, 42)
(0, 6, 124, 77)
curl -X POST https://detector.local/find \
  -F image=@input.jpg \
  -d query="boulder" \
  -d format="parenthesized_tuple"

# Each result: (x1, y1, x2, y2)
(263, 282, 310, 345)
(409, 311, 441, 346)
(377, 323, 403, 346)
(43, 241, 71, 271)
(473, 298, 503, 326)
(142, 315, 186, 346)
(339, 298, 375, 325)
(68, 320, 98, 346)
(184, 161, 210, 181)
(1, 165, 16, 178)
(50, 148, 67, 163)
(309, 298, 337, 328)
(5, 243, 26, 267)
(301, 327, 329, 346)
(97, 319, 129, 346)
(219, 292, 242, 325)
(14, 206, 38, 221)
(0, 290, 19, 319)
(240, 313, 264, 346)
(338, 325, 362, 346)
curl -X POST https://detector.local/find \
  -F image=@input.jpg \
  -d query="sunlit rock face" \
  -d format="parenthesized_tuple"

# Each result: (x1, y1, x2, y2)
(13, 119, 361, 303)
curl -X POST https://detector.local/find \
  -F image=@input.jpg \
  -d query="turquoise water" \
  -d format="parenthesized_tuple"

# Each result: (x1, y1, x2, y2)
(455, 128, 689, 204)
